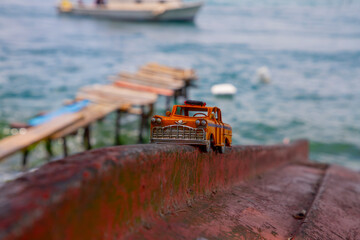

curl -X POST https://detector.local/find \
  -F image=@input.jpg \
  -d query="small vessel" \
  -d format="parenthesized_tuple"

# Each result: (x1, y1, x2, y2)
(211, 83, 237, 96)
(256, 66, 271, 84)
(57, 0, 203, 22)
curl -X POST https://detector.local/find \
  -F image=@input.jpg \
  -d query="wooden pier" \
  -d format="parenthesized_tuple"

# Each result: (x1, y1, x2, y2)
(0, 63, 197, 165)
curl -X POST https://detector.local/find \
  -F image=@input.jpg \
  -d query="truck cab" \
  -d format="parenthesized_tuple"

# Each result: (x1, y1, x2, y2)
(150, 100, 232, 153)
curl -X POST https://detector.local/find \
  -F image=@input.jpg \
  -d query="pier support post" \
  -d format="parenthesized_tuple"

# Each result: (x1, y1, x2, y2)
(174, 90, 179, 105)
(62, 137, 68, 157)
(145, 104, 154, 130)
(115, 110, 121, 145)
(182, 82, 189, 100)
(45, 139, 53, 161)
(83, 126, 92, 150)
(165, 96, 171, 111)
(138, 105, 146, 144)
(21, 149, 29, 167)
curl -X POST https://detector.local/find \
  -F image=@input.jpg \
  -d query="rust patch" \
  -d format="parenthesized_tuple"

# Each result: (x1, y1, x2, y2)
(0, 141, 309, 240)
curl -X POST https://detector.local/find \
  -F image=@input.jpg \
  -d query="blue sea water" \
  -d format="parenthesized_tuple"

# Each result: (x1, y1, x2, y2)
(0, 0, 360, 170)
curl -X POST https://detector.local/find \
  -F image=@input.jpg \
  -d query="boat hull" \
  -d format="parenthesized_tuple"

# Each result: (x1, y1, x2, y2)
(57, 2, 203, 22)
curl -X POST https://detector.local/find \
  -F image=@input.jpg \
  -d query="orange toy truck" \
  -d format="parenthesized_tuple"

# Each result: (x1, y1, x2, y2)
(150, 100, 232, 153)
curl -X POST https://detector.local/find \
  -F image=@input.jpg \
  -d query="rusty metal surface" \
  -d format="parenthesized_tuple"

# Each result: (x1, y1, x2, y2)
(295, 165, 360, 240)
(0, 140, 308, 240)
(126, 163, 360, 240)
(124, 162, 323, 239)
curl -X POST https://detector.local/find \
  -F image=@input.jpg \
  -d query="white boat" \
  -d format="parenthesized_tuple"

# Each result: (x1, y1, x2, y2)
(211, 84, 237, 96)
(57, 0, 203, 22)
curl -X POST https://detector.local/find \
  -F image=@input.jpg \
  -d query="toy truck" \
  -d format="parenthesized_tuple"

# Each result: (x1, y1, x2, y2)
(150, 100, 232, 153)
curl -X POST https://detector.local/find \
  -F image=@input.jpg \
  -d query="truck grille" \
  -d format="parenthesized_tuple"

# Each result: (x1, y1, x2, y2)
(152, 125, 205, 140)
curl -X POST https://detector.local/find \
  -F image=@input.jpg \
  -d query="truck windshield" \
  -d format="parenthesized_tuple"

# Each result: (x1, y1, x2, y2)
(175, 107, 208, 117)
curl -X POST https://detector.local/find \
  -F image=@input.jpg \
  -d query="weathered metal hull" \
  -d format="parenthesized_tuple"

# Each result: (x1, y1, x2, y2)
(127, 162, 360, 240)
(0, 140, 359, 240)
(57, 2, 202, 21)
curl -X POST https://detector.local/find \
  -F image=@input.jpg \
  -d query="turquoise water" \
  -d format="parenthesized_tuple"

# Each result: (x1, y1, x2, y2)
(0, 0, 360, 170)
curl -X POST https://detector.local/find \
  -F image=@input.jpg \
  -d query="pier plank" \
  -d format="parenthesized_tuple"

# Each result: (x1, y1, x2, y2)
(118, 72, 184, 89)
(80, 85, 158, 105)
(110, 75, 158, 89)
(139, 67, 184, 80)
(113, 75, 180, 90)
(141, 62, 197, 80)
(0, 114, 83, 161)
(136, 71, 184, 84)
(113, 80, 174, 96)
(51, 103, 128, 139)
(76, 92, 126, 105)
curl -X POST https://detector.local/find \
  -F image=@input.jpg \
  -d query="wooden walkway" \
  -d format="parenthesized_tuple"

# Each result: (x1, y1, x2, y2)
(0, 63, 197, 165)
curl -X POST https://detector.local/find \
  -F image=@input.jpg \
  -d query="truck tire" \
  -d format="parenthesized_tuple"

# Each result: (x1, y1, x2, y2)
(203, 135, 214, 153)
(219, 144, 226, 154)
(203, 141, 211, 153)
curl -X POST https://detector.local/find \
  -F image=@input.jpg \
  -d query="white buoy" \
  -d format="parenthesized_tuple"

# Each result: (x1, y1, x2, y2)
(211, 83, 237, 96)
(283, 138, 290, 145)
(256, 66, 271, 84)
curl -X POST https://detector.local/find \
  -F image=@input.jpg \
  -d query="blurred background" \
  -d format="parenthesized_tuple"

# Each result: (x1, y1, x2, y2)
(0, 0, 359, 178)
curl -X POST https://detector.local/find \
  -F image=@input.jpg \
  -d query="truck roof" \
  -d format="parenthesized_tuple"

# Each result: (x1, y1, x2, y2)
(183, 100, 206, 107)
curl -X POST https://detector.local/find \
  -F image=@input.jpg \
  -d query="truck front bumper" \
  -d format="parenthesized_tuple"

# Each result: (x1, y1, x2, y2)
(151, 138, 209, 145)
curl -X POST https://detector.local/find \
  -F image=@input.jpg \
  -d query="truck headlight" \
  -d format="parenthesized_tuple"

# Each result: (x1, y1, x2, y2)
(195, 120, 200, 126)
(156, 118, 162, 124)
(151, 118, 156, 123)
(201, 120, 207, 126)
